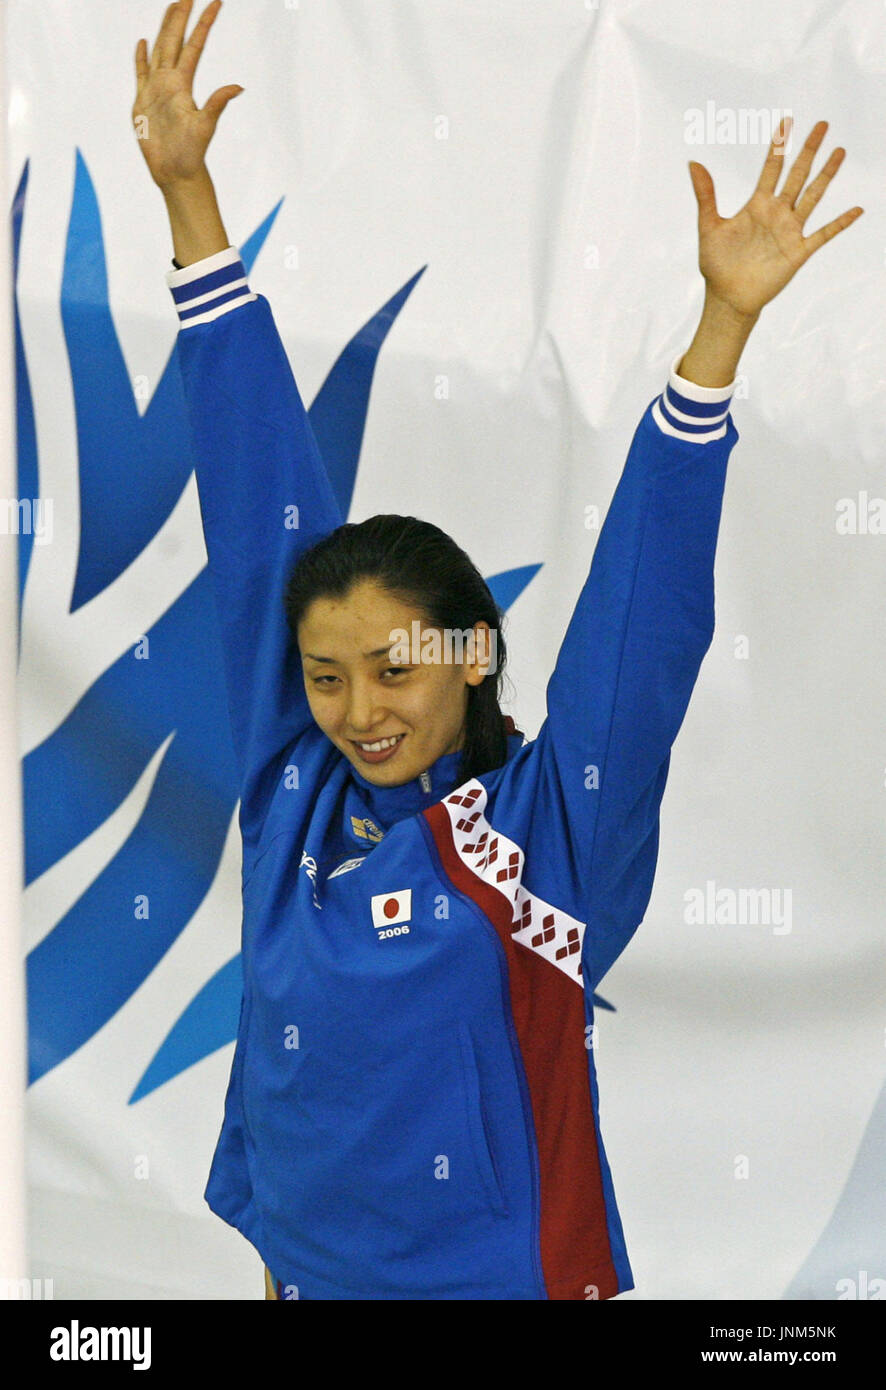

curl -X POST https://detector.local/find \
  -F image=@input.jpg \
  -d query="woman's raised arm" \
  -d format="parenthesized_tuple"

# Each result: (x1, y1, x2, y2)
(132, 1, 344, 871)
(477, 118, 863, 991)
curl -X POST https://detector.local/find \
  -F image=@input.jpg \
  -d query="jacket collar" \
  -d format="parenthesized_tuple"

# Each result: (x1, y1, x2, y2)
(346, 717, 524, 830)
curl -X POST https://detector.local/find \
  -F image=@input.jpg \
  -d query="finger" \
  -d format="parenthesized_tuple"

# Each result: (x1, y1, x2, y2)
(149, 3, 179, 72)
(755, 116, 791, 197)
(688, 161, 719, 232)
(135, 38, 149, 88)
(153, 0, 194, 71)
(201, 84, 244, 129)
(778, 120, 829, 207)
(793, 146, 845, 225)
(179, 0, 224, 85)
(801, 205, 864, 261)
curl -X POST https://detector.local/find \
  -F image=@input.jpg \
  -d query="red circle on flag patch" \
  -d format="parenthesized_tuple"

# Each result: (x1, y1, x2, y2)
(383, 898, 400, 919)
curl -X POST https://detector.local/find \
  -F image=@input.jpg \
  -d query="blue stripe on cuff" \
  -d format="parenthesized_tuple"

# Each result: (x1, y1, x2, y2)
(170, 258, 247, 306)
(657, 394, 727, 435)
(665, 382, 732, 419)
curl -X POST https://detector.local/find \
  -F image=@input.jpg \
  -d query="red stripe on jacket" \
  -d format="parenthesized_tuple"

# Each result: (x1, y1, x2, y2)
(423, 800, 620, 1301)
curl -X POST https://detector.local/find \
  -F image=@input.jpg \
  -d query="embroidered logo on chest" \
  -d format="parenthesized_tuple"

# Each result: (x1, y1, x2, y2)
(327, 855, 367, 880)
(351, 815, 384, 844)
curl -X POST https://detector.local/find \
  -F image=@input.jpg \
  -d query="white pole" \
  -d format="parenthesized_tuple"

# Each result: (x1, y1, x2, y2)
(0, 0, 29, 1296)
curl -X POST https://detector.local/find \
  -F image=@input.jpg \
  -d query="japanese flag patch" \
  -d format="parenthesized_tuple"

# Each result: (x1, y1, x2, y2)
(370, 889, 412, 929)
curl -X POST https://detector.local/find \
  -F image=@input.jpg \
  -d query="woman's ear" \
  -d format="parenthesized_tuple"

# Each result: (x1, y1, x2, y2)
(465, 622, 494, 685)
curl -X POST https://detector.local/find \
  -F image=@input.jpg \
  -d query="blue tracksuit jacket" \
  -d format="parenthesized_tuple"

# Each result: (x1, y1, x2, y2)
(167, 246, 739, 1300)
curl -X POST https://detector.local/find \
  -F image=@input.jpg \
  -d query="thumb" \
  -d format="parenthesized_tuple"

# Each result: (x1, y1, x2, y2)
(688, 160, 719, 230)
(202, 84, 245, 127)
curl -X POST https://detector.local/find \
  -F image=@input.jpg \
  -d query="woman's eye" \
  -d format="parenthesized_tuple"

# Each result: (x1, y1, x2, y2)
(313, 669, 409, 687)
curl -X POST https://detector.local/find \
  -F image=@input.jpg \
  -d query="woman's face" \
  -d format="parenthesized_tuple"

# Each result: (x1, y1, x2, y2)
(298, 579, 492, 786)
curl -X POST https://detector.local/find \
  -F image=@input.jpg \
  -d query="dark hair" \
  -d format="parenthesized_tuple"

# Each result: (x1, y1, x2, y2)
(283, 514, 515, 787)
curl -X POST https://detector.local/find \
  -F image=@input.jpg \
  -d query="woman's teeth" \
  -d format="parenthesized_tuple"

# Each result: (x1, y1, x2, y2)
(355, 735, 404, 752)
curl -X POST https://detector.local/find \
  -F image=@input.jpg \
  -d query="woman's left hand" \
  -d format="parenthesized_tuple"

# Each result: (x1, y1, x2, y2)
(688, 117, 863, 320)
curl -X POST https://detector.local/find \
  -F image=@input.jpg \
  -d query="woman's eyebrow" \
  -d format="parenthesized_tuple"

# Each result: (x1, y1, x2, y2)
(302, 645, 394, 662)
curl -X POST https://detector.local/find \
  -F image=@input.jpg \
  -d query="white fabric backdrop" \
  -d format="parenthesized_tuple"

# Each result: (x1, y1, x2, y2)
(7, 0, 884, 1299)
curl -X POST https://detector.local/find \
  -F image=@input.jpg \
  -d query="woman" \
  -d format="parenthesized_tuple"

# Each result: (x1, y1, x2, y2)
(133, 0, 862, 1300)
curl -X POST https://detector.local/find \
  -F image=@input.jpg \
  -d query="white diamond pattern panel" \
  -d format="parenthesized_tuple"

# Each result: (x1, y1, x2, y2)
(442, 783, 585, 983)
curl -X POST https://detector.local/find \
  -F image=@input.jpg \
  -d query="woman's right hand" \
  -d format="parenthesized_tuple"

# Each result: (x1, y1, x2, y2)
(132, 0, 243, 192)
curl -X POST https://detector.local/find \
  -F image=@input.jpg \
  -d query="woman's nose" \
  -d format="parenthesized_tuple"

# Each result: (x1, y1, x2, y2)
(347, 682, 384, 732)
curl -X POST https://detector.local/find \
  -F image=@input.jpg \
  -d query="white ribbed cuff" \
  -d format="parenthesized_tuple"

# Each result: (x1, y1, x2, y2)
(166, 246, 257, 327)
(651, 350, 736, 443)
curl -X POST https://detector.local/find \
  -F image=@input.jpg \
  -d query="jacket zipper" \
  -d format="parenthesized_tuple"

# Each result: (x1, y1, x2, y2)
(418, 812, 546, 1299)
